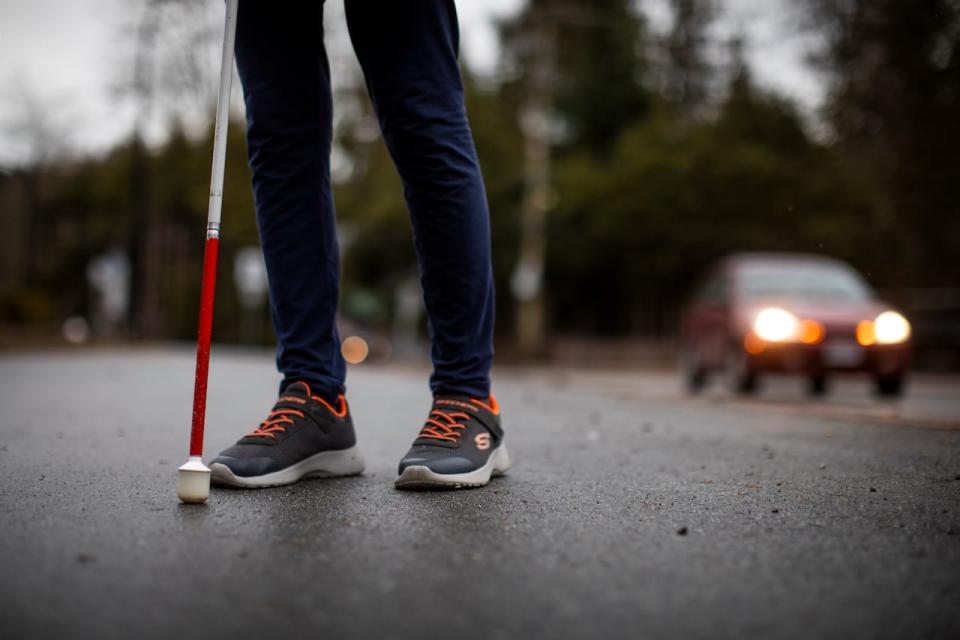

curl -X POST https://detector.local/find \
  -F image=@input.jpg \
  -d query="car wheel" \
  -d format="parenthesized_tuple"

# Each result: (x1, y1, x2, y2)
(875, 375, 904, 398)
(808, 375, 828, 396)
(680, 344, 708, 394)
(725, 345, 758, 395)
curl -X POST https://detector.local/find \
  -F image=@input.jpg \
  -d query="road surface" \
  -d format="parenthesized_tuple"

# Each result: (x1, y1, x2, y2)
(0, 347, 958, 639)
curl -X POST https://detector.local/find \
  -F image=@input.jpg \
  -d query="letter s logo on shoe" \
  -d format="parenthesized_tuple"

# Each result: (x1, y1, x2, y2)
(475, 433, 491, 450)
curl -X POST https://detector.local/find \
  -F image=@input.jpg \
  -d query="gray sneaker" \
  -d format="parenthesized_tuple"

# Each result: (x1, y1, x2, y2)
(210, 381, 364, 488)
(395, 395, 510, 489)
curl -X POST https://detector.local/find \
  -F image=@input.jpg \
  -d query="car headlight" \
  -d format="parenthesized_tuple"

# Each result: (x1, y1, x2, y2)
(753, 307, 798, 342)
(857, 311, 910, 346)
(873, 310, 910, 344)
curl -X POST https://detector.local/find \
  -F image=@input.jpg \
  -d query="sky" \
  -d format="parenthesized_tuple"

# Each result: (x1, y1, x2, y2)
(0, 0, 825, 166)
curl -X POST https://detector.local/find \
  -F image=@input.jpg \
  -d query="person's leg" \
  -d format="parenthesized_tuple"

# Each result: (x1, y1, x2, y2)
(235, 0, 344, 401)
(210, 3, 365, 489)
(345, 1, 495, 399)
(346, 2, 505, 489)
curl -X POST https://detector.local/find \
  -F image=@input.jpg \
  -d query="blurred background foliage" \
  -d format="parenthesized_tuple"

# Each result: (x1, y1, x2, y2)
(0, 0, 957, 365)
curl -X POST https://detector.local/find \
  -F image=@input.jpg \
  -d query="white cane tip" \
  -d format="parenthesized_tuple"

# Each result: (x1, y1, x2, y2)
(177, 458, 211, 504)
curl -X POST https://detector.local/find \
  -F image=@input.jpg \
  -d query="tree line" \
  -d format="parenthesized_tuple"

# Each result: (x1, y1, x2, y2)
(1, 0, 957, 352)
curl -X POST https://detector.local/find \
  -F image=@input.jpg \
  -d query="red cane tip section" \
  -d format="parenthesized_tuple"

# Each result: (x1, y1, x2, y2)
(189, 236, 220, 457)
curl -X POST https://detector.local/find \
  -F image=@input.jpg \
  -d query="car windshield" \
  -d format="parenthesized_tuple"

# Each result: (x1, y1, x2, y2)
(738, 262, 874, 302)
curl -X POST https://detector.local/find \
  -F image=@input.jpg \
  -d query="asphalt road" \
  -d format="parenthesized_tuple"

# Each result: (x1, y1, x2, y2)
(1, 347, 958, 639)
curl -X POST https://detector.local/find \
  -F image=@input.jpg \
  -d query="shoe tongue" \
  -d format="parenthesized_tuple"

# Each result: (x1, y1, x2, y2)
(282, 381, 312, 398)
(276, 381, 315, 408)
(433, 395, 480, 414)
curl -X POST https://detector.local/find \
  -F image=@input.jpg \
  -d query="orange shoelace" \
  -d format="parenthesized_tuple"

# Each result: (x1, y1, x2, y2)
(247, 400, 306, 439)
(418, 407, 473, 443)
(417, 396, 500, 443)
(247, 382, 347, 438)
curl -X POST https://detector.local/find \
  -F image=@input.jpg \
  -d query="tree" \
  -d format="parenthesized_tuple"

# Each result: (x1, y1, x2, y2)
(113, 0, 229, 335)
(544, 68, 869, 336)
(811, 0, 960, 287)
(664, 0, 716, 115)
(0, 79, 74, 287)
(499, 0, 651, 155)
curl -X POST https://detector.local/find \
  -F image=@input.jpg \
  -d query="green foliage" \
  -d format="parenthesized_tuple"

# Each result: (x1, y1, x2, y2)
(499, 0, 651, 154)
(813, 0, 960, 287)
(2, 1, 947, 344)
(546, 81, 873, 334)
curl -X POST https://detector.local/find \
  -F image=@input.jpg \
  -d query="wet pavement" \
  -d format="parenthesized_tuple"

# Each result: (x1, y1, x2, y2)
(1, 347, 958, 639)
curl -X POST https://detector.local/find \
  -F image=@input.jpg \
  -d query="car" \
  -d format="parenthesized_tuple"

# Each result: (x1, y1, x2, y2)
(679, 253, 911, 397)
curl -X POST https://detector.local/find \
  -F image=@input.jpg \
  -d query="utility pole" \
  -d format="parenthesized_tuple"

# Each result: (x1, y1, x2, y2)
(512, 6, 554, 358)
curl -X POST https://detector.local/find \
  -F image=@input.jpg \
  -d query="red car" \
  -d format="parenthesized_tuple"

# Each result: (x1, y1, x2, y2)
(679, 253, 911, 397)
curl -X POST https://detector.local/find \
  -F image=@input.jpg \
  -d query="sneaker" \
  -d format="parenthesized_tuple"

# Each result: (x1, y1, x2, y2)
(210, 381, 364, 488)
(395, 395, 510, 489)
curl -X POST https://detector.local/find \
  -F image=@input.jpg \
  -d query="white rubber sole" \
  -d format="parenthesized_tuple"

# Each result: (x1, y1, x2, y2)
(210, 444, 365, 489)
(394, 444, 510, 490)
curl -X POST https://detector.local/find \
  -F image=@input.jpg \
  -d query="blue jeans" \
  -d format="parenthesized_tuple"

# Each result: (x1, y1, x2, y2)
(235, 1, 495, 401)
